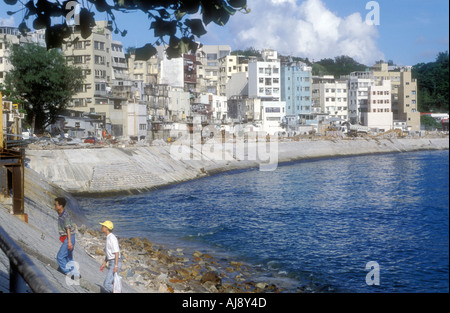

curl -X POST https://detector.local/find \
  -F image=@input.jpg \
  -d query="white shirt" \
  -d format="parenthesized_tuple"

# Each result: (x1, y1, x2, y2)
(105, 233, 120, 261)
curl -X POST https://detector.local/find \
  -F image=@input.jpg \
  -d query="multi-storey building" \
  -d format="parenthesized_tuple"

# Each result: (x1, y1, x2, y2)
(312, 75, 348, 121)
(62, 21, 150, 138)
(218, 54, 248, 96)
(281, 62, 312, 126)
(371, 62, 420, 131)
(0, 26, 45, 84)
(248, 50, 285, 134)
(196, 45, 231, 95)
(248, 50, 281, 101)
(0, 27, 18, 84)
(127, 53, 159, 85)
(62, 21, 115, 112)
(111, 40, 133, 100)
(199, 94, 228, 123)
(348, 71, 374, 125)
(398, 70, 420, 131)
(362, 79, 393, 131)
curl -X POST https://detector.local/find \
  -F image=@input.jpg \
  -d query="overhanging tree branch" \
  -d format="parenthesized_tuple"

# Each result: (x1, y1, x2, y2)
(3, 0, 250, 59)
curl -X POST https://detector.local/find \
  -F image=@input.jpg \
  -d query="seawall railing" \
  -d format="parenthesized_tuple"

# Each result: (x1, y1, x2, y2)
(0, 225, 59, 293)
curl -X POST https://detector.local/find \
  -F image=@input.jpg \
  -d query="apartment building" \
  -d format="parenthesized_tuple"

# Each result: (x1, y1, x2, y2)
(62, 21, 115, 112)
(248, 50, 285, 134)
(348, 71, 375, 125)
(184, 53, 197, 94)
(157, 45, 184, 89)
(62, 21, 151, 138)
(371, 62, 420, 131)
(398, 70, 420, 131)
(127, 53, 159, 85)
(111, 40, 133, 100)
(0, 26, 45, 84)
(199, 94, 228, 123)
(196, 45, 231, 95)
(281, 62, 313, 122)
(168, 87, 191, 122)
(312, 76, 348, 121)
(362, 79, 393, 131)
(248, 50, 281, 101)
(218, 54, 249, 96)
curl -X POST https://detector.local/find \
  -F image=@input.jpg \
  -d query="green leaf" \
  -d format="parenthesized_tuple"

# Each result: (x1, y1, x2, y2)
(227, 0, 247, 8)
(184, 19, 207, 37)
(135, 43, 157, 61)
(18, 22, 31, 36)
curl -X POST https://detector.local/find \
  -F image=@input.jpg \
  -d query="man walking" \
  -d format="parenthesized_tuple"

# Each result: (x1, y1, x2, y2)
(55, 197, 79, 279)
(99, 220, 122, 292)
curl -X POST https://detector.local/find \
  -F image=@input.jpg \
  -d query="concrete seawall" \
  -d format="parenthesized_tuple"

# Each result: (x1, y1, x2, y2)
(25, 137, 449, 195)
(1, 167, 145, 292)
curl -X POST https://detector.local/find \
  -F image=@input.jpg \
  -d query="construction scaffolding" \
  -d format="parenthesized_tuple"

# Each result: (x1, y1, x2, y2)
(0, 91, 27, 223)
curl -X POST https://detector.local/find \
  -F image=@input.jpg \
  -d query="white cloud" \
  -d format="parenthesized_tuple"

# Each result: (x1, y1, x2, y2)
(226, 0, 384, 65)
(0, 16, 15, 27)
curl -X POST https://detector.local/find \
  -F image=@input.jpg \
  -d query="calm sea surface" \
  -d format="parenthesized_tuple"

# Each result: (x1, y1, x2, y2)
(76, 150, 449, 293)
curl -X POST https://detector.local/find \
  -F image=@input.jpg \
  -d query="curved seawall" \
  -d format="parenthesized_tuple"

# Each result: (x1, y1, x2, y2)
(25, 137, 449, 195)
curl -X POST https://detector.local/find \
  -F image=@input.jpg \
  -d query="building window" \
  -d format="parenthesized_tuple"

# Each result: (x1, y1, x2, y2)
(95, 83, 106, 92)
(265, 107, 280, 113)
(95, 55, 105, 64)
(95, 70, 106, 78)
(74, 56, 84, 64)
(73, 41, 84, 49)
(94, 41, 105, 50)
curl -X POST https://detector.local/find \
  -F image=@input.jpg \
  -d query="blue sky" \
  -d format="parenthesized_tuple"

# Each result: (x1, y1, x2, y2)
(1, 0, 448, 66)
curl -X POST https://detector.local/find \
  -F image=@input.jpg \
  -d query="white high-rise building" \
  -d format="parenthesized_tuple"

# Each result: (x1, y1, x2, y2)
(248, 50, 285, 134)
(362, 79, 393, 131)
(348, 71, 374, 125)
(248, 49, 281, 101)
(312, 76, 348, 121)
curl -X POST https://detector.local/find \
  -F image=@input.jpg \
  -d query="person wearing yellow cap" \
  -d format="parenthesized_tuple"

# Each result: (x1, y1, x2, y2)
(99, 221, 122, 292)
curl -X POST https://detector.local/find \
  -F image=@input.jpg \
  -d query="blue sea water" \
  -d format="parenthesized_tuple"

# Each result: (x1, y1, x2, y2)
(76, 150, 449, 293)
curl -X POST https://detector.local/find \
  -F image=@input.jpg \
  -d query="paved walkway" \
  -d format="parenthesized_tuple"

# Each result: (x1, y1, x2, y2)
(0, 168, 141, 293)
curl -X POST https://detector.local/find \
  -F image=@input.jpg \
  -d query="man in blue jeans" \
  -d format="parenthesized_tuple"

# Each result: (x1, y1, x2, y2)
(99, 220, 122, 292)
(55, 197, 79, 279)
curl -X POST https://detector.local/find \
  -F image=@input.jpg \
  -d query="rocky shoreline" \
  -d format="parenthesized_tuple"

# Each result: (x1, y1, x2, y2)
(76, 225, 302, 293)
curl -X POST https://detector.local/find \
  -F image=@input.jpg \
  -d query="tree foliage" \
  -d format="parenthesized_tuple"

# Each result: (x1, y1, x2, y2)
(231, 47, 261, 58)
(3, 0, 249, 60)
(4, 43, 84, 134)
(420, 115, 442, 131)
(313, 55, 367, 77)
(413, 51, 449, 113)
